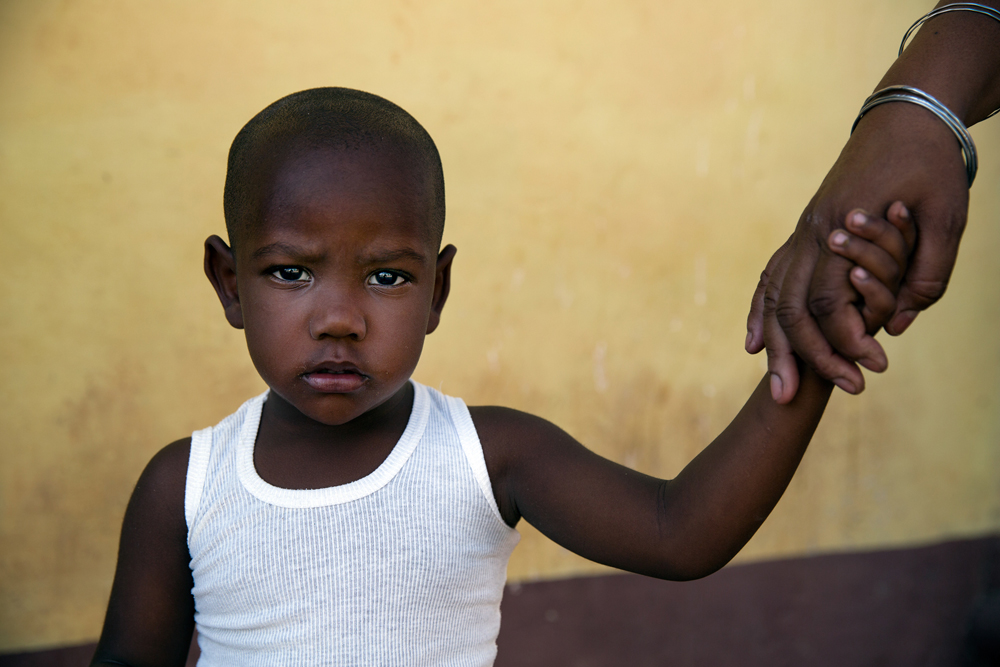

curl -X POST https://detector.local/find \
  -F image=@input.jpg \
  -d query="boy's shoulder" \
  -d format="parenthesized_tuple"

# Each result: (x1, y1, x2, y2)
(467, 405, 563, 451)
(128, 437, 192, 538)
(136, 392, 265, 507)
(467, 404, 577, 527)
(143, 437, 192, 488)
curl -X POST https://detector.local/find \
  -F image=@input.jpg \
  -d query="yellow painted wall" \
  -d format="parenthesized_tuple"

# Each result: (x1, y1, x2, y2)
(1, 0, 998, 652)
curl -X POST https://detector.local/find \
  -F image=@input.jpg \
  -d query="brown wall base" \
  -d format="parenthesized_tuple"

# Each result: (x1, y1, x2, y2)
(496, 535, 1000, 666)
(4, 535, 998, 666)
(0, 638, 199, 667)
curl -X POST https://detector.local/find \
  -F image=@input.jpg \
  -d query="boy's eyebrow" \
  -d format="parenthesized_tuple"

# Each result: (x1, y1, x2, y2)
(250, 242, 427, 265)
(359, 248, 427, 264)
(251, 242, 324, 262)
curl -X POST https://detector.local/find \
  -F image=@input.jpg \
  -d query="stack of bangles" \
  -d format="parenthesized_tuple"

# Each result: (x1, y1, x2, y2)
(851, 2, 1000, 187)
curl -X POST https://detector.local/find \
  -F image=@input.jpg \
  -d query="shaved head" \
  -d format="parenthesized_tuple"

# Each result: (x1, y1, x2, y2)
(224, 88, 445, 251)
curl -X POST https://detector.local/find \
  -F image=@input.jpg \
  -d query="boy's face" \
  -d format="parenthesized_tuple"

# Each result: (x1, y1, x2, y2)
(209, 145, 453, 426)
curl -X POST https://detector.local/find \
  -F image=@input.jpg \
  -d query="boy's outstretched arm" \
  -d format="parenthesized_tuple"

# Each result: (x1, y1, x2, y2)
(474, 210, 914, 580)
(474, 367, 831, 580)
(91, 439, 195, 667)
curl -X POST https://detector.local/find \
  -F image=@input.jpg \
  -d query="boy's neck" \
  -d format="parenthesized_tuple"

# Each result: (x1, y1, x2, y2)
(252, 381, 415, 490)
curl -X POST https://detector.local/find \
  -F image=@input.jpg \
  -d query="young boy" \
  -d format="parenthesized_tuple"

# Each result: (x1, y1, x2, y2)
(92, 88, 915, 666)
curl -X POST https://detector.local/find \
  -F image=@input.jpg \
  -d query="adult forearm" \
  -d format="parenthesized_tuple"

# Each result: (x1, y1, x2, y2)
(657, 367, 833, 578)
(879, 1, 1000, 125)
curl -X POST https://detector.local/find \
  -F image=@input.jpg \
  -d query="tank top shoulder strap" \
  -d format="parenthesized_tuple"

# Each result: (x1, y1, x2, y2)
(185, 391, 268, 534)
(440, 391, 506, 525)
(185, 426, 213, 533)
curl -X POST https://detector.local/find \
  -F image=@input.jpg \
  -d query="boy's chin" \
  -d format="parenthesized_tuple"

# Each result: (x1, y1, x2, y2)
(268, 381, 411, 427)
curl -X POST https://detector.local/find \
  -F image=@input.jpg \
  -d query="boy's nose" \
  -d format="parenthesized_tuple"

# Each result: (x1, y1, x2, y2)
(308, 293, 367, 341)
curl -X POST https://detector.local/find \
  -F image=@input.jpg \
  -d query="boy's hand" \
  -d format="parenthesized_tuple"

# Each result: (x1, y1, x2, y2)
(756, 202, 918, 401)
(825, 201, 917, 339)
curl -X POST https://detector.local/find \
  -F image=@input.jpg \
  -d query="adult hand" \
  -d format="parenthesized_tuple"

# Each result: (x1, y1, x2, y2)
(745, 102, 969, 403)
(744, 1, 1000, 403)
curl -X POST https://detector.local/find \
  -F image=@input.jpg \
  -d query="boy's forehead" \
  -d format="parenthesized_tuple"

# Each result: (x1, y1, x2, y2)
(252, 144, 436, 249)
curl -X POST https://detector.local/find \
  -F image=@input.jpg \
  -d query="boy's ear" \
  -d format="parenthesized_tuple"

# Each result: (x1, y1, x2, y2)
(204, 235, 245, 330)
(426, 244, 457, 334)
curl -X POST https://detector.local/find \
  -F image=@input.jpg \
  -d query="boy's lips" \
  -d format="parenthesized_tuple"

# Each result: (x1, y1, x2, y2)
(301, 362, 368, 393)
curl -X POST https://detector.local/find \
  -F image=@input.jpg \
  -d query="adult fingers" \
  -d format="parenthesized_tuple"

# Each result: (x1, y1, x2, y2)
(746, 238, 791, 354)
(887, 199, 966, 335)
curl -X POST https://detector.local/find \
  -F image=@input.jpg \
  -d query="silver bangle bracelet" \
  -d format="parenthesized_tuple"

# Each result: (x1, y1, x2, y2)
(852, 85, 978, 187)
(899, 2, 1000, 56)
(899, 2, 1000, 120)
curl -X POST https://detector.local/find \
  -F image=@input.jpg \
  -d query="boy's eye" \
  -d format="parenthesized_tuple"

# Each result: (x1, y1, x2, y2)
(367, 271, 406, 287)
(271, 267, 311, 282)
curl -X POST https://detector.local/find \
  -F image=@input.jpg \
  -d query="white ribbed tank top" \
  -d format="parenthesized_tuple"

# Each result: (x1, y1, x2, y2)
(184, 381, 520, 666)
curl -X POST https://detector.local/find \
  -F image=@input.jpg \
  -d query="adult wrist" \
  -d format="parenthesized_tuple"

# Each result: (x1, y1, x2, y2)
(878, 2, 1000, 125)
(850, 102, 967, 181)
(853, 85, 978, 185)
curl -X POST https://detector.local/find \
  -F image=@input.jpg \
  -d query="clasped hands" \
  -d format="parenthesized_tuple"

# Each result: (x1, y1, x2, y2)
(745, 103, 969, 403)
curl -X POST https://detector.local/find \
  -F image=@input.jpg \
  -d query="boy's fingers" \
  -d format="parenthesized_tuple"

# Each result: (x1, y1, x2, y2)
(849, 266, 897, 338)
(886, 201, 917, 254)
(746, 238, 791, 354)
(842, 209, 909, 280)
(762, 275, 800, 403)
(799, 251, 880, 380)
(772, 246, 865, 395)
(760, 247, 803, 402)
(827, 229, 902, 292)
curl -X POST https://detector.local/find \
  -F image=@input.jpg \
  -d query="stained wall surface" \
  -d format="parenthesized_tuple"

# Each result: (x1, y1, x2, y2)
(1, 0, 998, 652)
